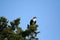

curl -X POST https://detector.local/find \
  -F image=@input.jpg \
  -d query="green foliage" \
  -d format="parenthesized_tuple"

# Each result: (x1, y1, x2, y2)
(27, 24, 38, 32)
(0, 16, 39, 40)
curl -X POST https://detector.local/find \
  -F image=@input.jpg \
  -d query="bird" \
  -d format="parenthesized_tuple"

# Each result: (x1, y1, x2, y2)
(30, 17, 36, 25)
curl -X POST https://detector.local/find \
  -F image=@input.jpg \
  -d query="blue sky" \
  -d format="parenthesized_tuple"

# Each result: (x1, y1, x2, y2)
(0, 0, 60, 40)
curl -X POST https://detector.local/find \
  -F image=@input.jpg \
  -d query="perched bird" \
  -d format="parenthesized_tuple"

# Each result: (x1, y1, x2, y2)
(30, 17, 36, 25)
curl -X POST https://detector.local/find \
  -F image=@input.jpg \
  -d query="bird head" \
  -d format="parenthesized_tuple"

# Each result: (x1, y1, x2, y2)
(33, 17, 36, 22)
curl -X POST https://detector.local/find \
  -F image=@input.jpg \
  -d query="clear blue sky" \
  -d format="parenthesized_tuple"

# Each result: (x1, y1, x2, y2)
(0, 0, 60, 40)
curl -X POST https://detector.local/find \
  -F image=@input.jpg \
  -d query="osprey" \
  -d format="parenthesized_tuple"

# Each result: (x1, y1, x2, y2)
(30, 17, 36, 25)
